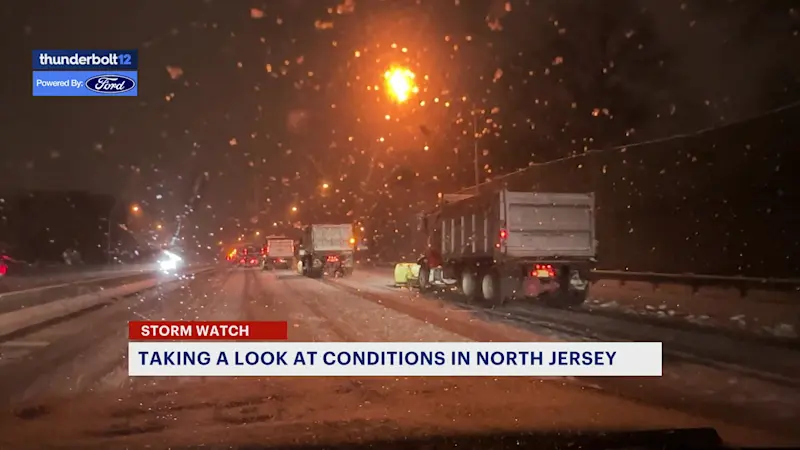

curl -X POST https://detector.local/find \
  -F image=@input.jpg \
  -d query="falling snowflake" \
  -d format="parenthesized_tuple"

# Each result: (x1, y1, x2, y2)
(165, 66, 183, 80)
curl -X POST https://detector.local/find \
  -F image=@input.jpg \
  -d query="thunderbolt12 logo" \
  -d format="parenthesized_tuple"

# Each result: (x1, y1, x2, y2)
(85, 74, 136, 94)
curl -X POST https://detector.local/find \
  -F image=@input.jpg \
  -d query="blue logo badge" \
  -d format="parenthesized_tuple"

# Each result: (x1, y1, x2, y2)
(85, 74, 136, 94)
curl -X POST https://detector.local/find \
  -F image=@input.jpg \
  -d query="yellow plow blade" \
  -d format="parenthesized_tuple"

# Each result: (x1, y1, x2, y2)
(393, 262, 420, 287)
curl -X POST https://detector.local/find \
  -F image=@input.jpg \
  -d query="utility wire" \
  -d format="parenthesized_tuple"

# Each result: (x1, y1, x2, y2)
(455, 99, 800, 194)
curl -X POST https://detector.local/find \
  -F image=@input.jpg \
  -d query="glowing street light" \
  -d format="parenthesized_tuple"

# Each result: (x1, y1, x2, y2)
(131, 204, 141, 213)
(321, 182, 330, 190)
(384, 67, 418, 103)
(290, 206, 298, 213)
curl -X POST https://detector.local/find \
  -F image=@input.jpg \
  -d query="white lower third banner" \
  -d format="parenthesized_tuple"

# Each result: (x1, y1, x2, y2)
(128, 342, 663, 377)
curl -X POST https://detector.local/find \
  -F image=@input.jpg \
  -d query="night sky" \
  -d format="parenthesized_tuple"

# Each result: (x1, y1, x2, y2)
(1, 0, 798, 275)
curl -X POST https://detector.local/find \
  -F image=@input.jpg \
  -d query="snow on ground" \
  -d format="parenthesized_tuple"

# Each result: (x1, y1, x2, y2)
(357, 264, 799, 340)
(332, 266, 800, 436)
(1, 268, 798, 449)
(587, 279, 798, 339)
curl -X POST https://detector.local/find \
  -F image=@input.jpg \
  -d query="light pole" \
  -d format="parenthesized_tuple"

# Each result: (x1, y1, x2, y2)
(471, 107, 480, 191)
(107, 203, 139, 261)
(383, 65, 481, 190)
(106, 209, 113, 260)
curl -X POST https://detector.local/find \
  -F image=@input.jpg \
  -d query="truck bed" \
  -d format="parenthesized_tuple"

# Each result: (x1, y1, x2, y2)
(307, 224, 354, 252)
(427, 190, 596, 260)
(266, 239, 294, 258)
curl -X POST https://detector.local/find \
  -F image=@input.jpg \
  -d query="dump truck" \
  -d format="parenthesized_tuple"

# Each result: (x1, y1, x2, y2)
(298, 224, 356, 278)
(397, 189, 596, 306)
(262, 238, 294, 270)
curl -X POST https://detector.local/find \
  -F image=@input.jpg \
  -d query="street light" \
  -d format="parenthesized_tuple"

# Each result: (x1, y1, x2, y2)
(290, 206, 298, 213)
(470, 106, 481, 191)
(321, 183, 330, 190)
(384, 67, 418, 103)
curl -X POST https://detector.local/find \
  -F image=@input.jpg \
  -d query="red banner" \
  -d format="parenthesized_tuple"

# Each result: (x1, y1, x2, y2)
(129, 321, 288, 340)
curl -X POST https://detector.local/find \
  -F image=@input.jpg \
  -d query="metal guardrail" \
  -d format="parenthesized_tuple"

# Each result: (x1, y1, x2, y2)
(3, 262, 152, 278)
(358, 261, 800, 296)
(591, 270, 800, 295)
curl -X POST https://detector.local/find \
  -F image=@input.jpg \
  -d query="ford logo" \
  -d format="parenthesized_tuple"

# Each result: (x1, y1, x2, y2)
(85, 74, 136, 94)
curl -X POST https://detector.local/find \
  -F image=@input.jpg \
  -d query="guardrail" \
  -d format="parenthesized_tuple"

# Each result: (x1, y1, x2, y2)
(2, 262, 152, 278)
(0, 264, 218, 340)
(591, 270, 800, 296)
(357, 261, 800, 296)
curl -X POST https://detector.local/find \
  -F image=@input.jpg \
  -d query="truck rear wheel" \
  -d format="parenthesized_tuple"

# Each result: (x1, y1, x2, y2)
(301, 256, 314, 277)
(459, 268, 480, 303)
(480, 269, 505, 306)
(418, 264, 431, 292)
(310, 258, 325, 278)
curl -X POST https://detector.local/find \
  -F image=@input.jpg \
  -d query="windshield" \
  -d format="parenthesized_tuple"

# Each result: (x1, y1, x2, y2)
(1, 1, 799, 449)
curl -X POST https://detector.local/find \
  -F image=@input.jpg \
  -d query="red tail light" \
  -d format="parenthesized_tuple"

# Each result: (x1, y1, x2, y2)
(532, 264, 555, 278)
(499, 229, 508, 240)
(250, 259, 257, 264)
(326, 255, 339, 262)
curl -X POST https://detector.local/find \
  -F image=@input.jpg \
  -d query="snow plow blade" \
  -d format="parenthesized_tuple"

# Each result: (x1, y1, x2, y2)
(393, 262, 420, 287)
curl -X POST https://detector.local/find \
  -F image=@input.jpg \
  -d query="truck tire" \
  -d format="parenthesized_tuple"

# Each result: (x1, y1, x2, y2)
(480, 268, 505, 306)
(309, 258, 324, 278)
(459, 268, 480, 303)
(417, 263, 431, 292)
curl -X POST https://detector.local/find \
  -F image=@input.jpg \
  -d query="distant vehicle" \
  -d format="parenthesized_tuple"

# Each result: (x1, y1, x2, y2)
(0, 256, 9, 277)
(157, 249, 183, 274)
(298, 224, 356, 278)
(236, 246, 261, 268)
(398, 189, 595, 307)
(0, 250, 23, 277)
(262, 238, 294, 270)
